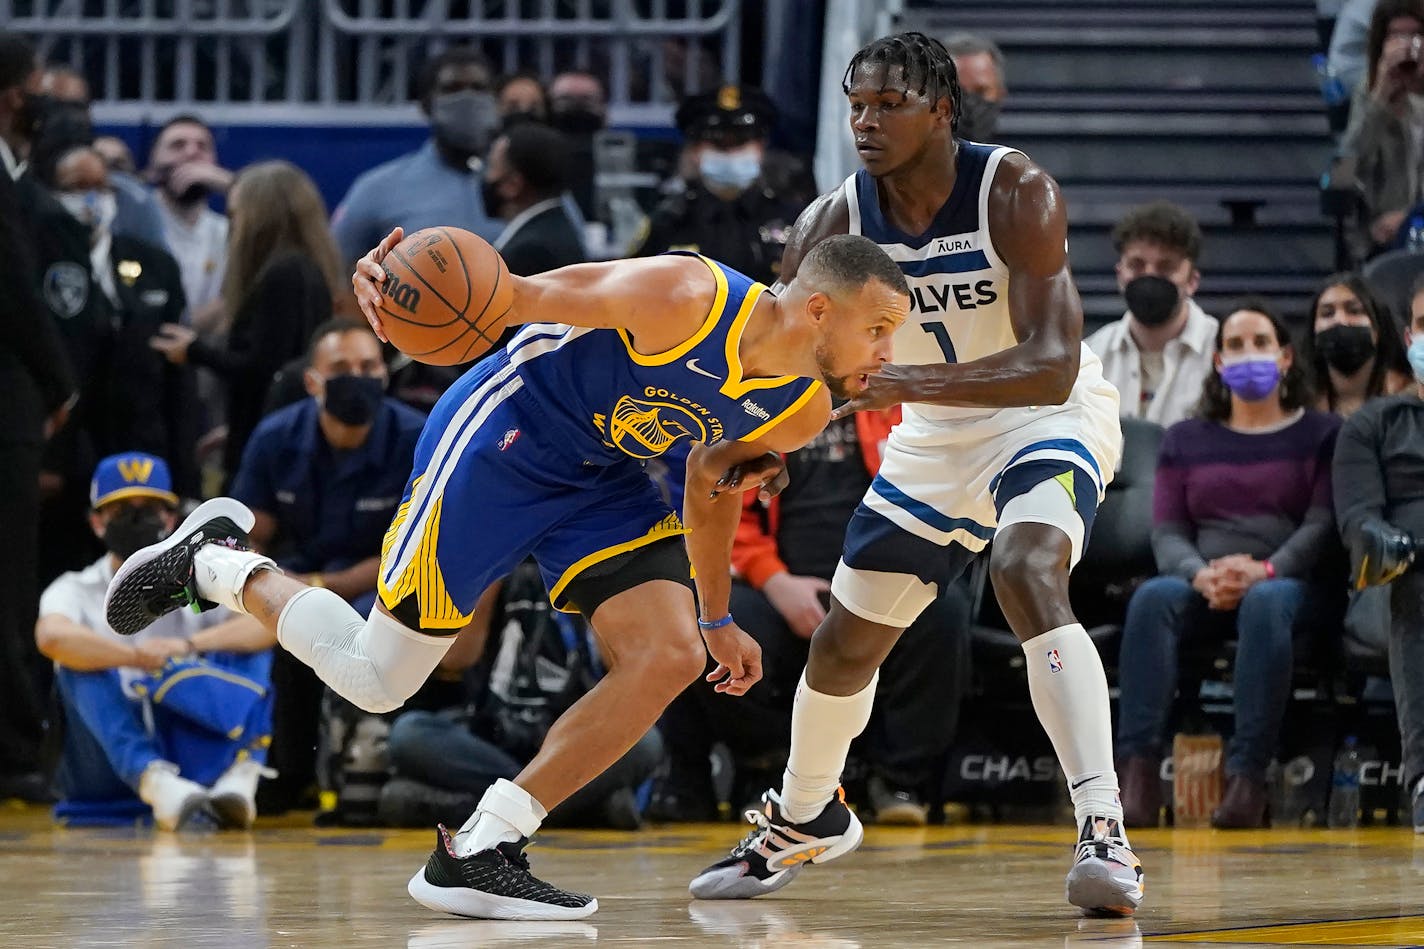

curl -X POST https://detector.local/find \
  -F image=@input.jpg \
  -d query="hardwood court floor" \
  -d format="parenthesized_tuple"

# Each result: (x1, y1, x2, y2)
(2, 806, 1422, 948)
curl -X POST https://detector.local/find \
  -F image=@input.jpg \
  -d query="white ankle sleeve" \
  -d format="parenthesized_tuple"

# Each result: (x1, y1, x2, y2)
(276, 588, 454, 713)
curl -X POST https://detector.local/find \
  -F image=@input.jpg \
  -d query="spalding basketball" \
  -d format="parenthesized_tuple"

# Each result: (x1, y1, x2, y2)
(376, 227, 514, 366)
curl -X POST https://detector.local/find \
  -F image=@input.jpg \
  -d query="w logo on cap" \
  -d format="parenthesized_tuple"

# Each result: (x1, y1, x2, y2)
(117, 457, 155, 484)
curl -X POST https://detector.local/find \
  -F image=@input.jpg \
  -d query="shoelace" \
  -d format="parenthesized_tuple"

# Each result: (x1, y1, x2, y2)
(730, 805, 774, 858)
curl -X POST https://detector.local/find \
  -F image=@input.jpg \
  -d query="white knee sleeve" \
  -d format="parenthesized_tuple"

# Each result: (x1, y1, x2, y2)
(998, 476, 1088, 567)
(276, 588, 454, 713)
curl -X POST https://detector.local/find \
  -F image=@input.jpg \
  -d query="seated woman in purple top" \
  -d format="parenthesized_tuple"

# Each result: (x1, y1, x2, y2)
(1115, 302, 1342, 831)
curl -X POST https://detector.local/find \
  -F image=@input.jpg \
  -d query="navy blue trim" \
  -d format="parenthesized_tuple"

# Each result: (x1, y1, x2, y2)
(988, 438, 1101, 494)
(898, 251, 991, 277)
(872, 476, 995, 541)
(853, 142, 994, 250)
(842, 504, 980, 590)
(991, 461, 1100, 538)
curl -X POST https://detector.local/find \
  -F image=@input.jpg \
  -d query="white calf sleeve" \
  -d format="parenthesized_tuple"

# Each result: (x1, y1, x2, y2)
(780, 670, 879, 823)
(276, 588, 454, 713)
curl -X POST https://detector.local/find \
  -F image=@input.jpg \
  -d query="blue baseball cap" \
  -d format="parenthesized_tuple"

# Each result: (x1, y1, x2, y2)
(90, 452, 179, 509)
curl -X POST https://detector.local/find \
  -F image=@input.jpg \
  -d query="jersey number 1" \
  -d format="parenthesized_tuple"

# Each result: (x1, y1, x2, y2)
(920, 322, 958, 363)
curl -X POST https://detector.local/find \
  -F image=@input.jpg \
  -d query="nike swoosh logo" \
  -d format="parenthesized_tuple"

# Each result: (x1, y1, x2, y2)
(685, 358, 720, 379)
(1070, 778, 1094, 790)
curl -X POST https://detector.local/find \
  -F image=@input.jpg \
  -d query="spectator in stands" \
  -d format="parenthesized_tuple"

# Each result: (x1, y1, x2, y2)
(43, 146, 199, 496)
(1301, 272, 1412, 416)
(548, 70, 608, 221)
(331, 46, 502, 263)
(942, 33, 1008, 141)
(1086, 202, 1218, 426)
(497, 72, 548, 129)
(37, 453, 274, 830)
(33, 65, 168, 252)
(229, 319, 425, 810)
(145, 115, 232, 321)
(486, 124, 586, 276)
(1333, 273, 1424, 833)
(1330, 0, 1381, 97)
(634, 86, 805, 286)
(653, 406, 971, 825)
(151, 160, 342, 486)
(0, 32, 78, 803)
(1341, 0, 1424, 253)
(1115, 303, 1341, 830)
(380, 563, 663, 830)
(93, 135, 135, 175)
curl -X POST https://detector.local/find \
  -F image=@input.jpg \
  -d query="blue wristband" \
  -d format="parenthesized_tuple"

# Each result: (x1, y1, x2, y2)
(698, 613, 735, 631)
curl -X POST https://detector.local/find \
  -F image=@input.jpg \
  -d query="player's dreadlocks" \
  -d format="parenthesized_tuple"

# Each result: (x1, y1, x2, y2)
(842, 32, 963, 135)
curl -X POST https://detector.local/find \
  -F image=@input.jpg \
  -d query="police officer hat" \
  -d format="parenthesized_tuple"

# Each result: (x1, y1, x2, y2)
(676, 85, 777, 145)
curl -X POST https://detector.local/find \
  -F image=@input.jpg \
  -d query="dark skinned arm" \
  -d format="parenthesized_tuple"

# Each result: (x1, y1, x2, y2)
(831, 154, 1081, 419)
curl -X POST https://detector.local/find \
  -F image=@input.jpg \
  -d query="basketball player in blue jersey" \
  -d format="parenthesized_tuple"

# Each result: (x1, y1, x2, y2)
(103, 234, 910, 919)
(692, 33, 1144, 916)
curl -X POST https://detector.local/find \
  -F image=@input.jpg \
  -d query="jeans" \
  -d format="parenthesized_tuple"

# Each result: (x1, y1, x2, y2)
(1116, 575, 1306, 780)
(54, 650, 273, 802)
(1390, 570, 1424, 790)
(387, 708, 664, 825)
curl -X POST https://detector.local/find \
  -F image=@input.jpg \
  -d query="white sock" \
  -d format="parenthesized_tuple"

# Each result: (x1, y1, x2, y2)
(1021, 624, 1122, 823)
(138, 760, 207, 831)
(193, 544, 277, 614)
(779, 670, 879, 823)
(453, 778, 549, 857)
(276, 588, 454, 714)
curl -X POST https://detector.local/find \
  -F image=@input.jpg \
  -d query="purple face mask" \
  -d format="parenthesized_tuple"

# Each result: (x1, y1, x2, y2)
(1219, 355, 1281, 402)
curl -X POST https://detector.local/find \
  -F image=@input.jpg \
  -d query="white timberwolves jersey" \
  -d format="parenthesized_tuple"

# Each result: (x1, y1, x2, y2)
(843, 141, 1117, 443)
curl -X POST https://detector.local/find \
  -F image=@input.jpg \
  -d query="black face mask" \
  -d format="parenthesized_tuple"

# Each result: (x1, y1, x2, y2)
(103, 506, 170, 560)
(322, 374, 384, 426)
(957, 92, 1002, 141)
(501, 110, 545, 131)
(16, 92, 52, 141)
(1315, 323, 1377, 375)
(1124, 274, 1182, 327)
(550, 107, 604, 136)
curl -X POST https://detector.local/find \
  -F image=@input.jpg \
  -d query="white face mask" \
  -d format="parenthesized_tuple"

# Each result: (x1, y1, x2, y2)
(57, 188, 118, 234)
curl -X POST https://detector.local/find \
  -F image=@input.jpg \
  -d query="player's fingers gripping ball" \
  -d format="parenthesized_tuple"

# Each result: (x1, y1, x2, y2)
(376, 226, 514, 366)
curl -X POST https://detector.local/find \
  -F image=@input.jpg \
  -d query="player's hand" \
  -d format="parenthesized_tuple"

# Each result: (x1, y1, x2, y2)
(829, 364, 914, 420)
(150, 323, 197, 364)
(702, 623, 763, 696)
(710, 451, 788, 501)
(352, 226, 404, 342)
(133, 637, 194, 672)
(763, 572, 830, 639)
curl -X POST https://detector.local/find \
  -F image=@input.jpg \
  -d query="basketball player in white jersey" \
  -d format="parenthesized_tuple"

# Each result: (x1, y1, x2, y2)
(691, 33, 1143, 916)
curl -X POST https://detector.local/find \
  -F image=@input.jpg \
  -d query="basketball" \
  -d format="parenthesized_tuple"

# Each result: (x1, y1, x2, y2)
(376, 227, 514, 366)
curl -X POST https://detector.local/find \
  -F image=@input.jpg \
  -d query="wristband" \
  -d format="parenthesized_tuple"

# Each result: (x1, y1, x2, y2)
(1263, 560, 1275, 579)
(698, 613, 735, 631)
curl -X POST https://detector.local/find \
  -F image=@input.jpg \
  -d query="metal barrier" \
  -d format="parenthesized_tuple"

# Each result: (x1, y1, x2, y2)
(7, 0, 742, 125)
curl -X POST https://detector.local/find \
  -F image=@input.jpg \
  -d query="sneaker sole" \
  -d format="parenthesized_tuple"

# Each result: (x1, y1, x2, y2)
(407, 868, 599, 921)
(105, 498, 255, 635)
(209, 792, 255, 830)
(1065, 859, 1142, 917)
(688, 810, 865, 900)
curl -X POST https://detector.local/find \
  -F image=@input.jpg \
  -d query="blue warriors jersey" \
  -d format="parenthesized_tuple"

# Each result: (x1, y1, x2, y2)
(377, 254, 821, 628)
(507, 253, 822, 463)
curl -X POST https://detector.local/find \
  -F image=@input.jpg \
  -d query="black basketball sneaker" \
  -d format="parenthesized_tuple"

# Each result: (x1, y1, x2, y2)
(104, 498, 257, 636)
(407, 825, 598, 920)
(688, 787, 863, 900)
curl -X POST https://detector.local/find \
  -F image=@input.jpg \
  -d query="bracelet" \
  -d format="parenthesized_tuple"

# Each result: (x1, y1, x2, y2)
(1263, 560, 1276, 579)
(698, 613, 735, 631)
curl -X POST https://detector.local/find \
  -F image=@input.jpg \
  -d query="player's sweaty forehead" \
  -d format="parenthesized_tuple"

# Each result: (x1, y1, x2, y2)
(846, 62, 925, 102)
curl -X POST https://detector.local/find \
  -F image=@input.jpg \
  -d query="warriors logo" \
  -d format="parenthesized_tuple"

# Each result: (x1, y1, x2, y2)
(605, 396, 708, 459)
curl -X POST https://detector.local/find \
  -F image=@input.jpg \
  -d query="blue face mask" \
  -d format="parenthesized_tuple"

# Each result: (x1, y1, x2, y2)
(1219, 354, 1282, 402)
(1409, 334, 1424, 382)
(699, 149, 761, 193)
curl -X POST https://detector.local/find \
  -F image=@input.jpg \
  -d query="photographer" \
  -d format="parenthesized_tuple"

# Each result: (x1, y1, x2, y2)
(1333, 273, 1424, 834)
(1341, 1, 1424, 254)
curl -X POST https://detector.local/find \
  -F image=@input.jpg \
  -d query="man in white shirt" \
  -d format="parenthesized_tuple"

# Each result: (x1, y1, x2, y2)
(37, 452, 273, 830)
(145, 115, 232, 328)
(1086, 201, 1218, 427)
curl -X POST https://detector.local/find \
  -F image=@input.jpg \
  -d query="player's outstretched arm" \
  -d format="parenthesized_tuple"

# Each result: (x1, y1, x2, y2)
(682, 387, 832, 696)
(832, 156, 1082, 418)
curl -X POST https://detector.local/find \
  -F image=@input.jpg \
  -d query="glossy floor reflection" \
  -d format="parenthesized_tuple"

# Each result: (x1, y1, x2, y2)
(2, 808, 1422, 947)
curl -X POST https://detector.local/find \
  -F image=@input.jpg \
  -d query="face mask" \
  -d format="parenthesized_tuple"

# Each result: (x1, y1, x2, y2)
(501, 110, 544, 131)
(430, 90, 498, 155)
(57, 189, 118, 234)
(480, 175, 506, 217)
(699, 149, 762, 194)
(1123, 274, 1182, 327)
(1409, 335, 1424, 382)
(16, 92, 52, 140)
(1219, 354, 1282, 402)
(321, 374, 384, 426)
(1315, 323, 1377, 375)
(103, 506, 170, 560)
(550, 107, 604, 136)
(956, 92, 1002, 141)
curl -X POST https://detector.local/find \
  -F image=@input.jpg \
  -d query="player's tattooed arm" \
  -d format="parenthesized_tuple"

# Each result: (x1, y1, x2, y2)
(833, 155, 1082, 417)
(771, 190, 852, 292)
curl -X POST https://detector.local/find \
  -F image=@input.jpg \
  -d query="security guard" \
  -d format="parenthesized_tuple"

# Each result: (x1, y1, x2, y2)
(632, 85, 806, 286)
